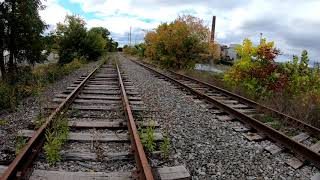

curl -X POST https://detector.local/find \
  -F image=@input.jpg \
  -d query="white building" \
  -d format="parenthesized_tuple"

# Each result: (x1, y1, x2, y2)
(221, 44, 240, 63)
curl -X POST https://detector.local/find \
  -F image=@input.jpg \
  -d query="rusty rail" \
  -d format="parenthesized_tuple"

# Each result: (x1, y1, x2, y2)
(1, 64, 102, 180)
(116, 63, 154, 180)
(130, 58, 320, 169)
(169, 70, 320, 139)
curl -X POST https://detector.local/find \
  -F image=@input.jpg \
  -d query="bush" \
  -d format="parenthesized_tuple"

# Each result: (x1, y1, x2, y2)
(224, 38, 284, 97)
(33, 57, 85, 84)
(223, 38, 320, 127)
(0, 82, 16, 109)
(123, 44, 146, 58)
(0, 57, 86, 111)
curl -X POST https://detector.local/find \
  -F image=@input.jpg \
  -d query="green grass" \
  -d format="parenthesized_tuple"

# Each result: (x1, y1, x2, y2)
(138, 120, 156, 153)
(269, 121, 282, 130)
(44, 115, 69, 165)
(260, 115, 276, 123)
(0, 57, 87, 112)
(160, 130, 170, 159)
(0, 119, 8, 126)
(15, 135, 27, 155)
(34, 112, 46, 129)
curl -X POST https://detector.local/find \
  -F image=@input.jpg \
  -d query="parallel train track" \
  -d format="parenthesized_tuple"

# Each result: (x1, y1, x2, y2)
(0, 59, 155, 179)
(128, 56, 320, 170)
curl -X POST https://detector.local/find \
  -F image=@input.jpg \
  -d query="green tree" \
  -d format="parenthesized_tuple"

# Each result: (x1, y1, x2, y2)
(1, 0, 46, 80)
(57, 15, 87, 64)
(89, 27, 110, 40)
(82, 29, 106, 60)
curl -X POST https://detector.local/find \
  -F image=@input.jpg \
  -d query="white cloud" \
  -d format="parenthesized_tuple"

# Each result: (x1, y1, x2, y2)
(40, 0, 70, 27)
(39, 0, 320, 61)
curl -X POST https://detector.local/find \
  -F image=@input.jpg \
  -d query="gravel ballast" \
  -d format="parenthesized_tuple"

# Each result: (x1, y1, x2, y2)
(118, 53, 320, 179)
(0, 61, 99, 162)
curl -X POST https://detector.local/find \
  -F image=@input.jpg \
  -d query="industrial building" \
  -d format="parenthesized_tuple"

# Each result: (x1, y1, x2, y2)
(211, 16, 240, 64)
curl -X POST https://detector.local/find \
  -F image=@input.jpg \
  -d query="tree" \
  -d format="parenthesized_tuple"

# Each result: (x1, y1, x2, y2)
(0, 2, 7, 79)
(1, 0, 46, 81)
(300, 50, 309, 70)
(144, 15, 209, 69)
(208, 42, 221, 62)
(82, 29, 106, 60)
(89, 27, 110, 40)
(57, 15, 87, 64)
(56, 16, 116, 63)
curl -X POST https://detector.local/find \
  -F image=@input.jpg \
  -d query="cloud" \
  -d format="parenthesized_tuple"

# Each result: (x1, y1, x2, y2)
(39, 0, 320, 62)
(40, 0, 70, 27)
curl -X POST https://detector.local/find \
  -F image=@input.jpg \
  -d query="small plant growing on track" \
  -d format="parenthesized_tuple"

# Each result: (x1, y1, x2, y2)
(260, 115, 275, 123)
(69, 108, 80, 116)
(139, 120, 156, 153)
(0, 119, 8, 126)
(44, 115, 69, 165)
(15, 135, 27, 155)
(160, 129, 170, 159)
(34, 112, 46, 129)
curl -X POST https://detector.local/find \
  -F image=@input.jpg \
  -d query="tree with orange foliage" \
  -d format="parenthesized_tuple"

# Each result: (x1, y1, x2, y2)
(144, 15, 209, 69)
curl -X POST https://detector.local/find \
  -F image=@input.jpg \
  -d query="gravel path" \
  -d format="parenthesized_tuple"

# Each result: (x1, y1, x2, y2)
(0, 60, 99, 163)
(118, 53, 320, 180)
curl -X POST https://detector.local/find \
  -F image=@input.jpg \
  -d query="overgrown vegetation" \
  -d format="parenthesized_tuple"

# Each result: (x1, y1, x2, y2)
(44, 115, 69, 165)
(15, 135, 27, 155)
(160, 130, 170, 159)
(0, 119, 7, 126)
(139, 121, 156, 153)
(223, 38, 320, 127)
(0, 58, 86, 110)
(34, 112, 46, 129)
(124, 15, 209, 69)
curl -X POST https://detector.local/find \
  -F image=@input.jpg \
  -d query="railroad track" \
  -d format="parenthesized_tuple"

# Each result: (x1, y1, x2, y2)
(127, 56, 320, 170)
(0, 58, 189, 180)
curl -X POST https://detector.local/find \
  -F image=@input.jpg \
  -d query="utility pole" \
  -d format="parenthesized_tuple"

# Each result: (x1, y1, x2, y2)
(260, 32, 263, 45)
(129, 26, 132, 46)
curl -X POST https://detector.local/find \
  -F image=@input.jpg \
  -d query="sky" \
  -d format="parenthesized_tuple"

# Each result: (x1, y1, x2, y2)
(39, 0, 320, 63)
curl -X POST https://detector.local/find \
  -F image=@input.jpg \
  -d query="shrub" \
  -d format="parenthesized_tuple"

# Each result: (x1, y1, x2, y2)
(224, 38, 284, 97)
(160, 130, 170, 159)
(139, 121, 156, 153)
(223, 38, 320, 127)
(44, 115, 69, 165)
(15, 135, 27, 155)
(0, 57, 85, 111)
(0, 82, 16, 109)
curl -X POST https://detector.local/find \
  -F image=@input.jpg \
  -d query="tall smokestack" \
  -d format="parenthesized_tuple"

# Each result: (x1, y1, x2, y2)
(211, 16, 216, 42)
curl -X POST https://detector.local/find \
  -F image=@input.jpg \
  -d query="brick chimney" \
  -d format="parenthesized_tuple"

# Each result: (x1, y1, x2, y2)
(211, 16, 216, 42)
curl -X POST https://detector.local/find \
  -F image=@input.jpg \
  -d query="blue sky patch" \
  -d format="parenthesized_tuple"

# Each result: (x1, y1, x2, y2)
(58, 0, 100, 20)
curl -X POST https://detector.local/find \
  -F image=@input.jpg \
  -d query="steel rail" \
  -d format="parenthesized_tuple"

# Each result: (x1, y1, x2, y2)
(116, 63, 154, 180)
(130, 58, 320, 169)
(135, 58, 320, 138)
(168, 70, 320, 139)
(1, 64, 102, 180)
